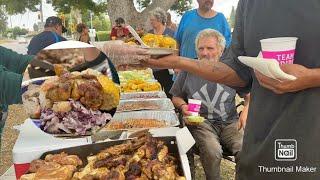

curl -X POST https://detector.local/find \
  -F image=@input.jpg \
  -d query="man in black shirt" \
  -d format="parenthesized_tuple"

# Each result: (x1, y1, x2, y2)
(27, 16, 67, 55)
(143, 0, 320, 179)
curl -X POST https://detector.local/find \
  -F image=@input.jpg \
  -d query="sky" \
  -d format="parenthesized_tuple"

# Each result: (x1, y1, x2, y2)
(8, 0, 239, 30)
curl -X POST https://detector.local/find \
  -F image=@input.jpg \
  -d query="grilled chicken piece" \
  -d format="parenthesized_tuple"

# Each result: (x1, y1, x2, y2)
(97, 143, 133, 160)
(35, 165, 76, 180)
(145, 142, 157, 160)
(28, 160, 61, 173)
(129, 145, 146, 163)
(72, 159, 95, 180)
(70, 78, 85, 100)
(46, 80, 73, 101)
(20, 173, 36, 180)
(78, 79, 104, 110)
(94, 155, 129, 169)
(29, 159, 46, 173)
(21, 163, 76, 180)
(163, 155, 177, 167)
(73, 167, 109, 180)
(124, 162, 143, 180)
(157, 145, 168, 162)
(102, 169, 125, 180)
(131, 135, 148, 149)
(137, 173, 150, 180)
(45, 152, 83, 167)
(54, 64, 69, 77)
(141, 160, 158, 179)
(151, 162, 177, 180)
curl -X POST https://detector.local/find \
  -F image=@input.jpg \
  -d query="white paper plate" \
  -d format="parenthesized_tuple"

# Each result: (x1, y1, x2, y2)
(145, 47, 178, 56)
(238, 56, 297, 81)
(44, 40, 95, 50)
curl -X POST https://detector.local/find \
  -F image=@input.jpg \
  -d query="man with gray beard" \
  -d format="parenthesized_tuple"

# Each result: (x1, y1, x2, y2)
(170, 29, 248, 180)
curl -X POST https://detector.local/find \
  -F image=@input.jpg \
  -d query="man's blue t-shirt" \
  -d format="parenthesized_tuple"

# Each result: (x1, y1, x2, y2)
(27, 31, 67, 55)
(175, 9, 231, 59)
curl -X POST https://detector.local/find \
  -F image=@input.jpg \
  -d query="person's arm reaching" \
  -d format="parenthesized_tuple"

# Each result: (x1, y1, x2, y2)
(0, 47, 34, 106)
(0, 66, 25, 106)
(142, 0, 251, 89)
(0, 46, 34, 74)
(144, 55, 246, 87)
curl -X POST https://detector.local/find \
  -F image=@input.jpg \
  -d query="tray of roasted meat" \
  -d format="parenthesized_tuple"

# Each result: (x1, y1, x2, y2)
(120, 91, 167, 100)
(117, 98, 175, 112)
(19, 134, 186, 180)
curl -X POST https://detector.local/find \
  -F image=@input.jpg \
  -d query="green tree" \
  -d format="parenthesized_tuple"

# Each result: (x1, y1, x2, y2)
(107, 0, 178, 28)
(51, 0, 107, 14)
(92, 14, 111, 31)
(0, 7, 7, 35)
(136, 0, 192, 15)
(0, 0, 40, 14)
(229, 6, 236, 29)
(0, 0, 106, 15)
(170, 0, 192, 15)
(10, 26, 28, 39)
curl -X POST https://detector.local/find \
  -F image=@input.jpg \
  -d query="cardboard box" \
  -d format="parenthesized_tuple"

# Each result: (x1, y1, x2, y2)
(13, 120, 195, 180)
(12, 119, 91, 179)
(149, 127, 195, 180)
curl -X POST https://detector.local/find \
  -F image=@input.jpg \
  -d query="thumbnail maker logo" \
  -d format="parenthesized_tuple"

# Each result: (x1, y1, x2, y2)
(275, 139, 297, 161)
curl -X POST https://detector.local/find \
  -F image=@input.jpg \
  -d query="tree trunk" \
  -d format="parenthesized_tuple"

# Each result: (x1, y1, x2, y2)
(71, 8, 82, 24)
(106, 0, 177, 30)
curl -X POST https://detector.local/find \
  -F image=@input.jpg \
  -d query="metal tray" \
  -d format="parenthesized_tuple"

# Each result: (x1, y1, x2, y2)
(117, 98, 174, 112)
(110, 110, 179, 129)
(37, 136, 185, 177)
(120, 91, 167, 100)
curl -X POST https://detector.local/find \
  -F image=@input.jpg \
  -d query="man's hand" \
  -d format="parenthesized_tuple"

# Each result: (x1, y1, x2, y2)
(181, 104, 201, 126)
(255, 64, 319, 94)
(181, 104, 191, 117)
